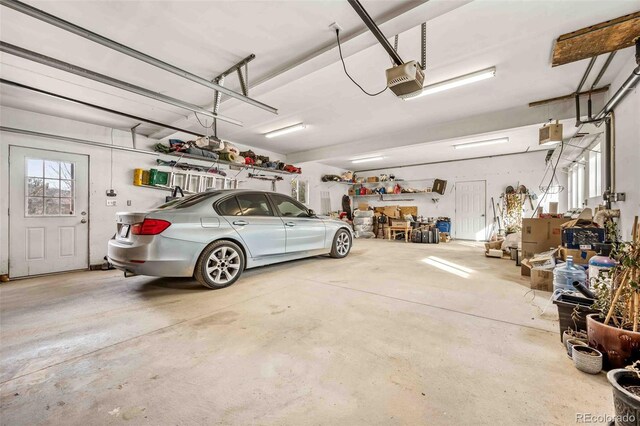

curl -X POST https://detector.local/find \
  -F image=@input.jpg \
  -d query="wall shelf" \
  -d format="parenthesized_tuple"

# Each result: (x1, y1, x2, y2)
(165, 152, 296, 176)
(351, 178, 435, 188)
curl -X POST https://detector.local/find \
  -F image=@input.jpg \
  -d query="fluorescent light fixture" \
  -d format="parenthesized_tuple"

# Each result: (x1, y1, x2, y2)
(453, 137, 509, 150)
(265, 123, 306, 138)
(405, 67, 496, 100)
(351, 156, 384, 164)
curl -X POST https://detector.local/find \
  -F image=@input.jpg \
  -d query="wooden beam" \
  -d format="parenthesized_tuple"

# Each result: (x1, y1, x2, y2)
(529, 85, 610, 107)
(552, 12, 640, 67)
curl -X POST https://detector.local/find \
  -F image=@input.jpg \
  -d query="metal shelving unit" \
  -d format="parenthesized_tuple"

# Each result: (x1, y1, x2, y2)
(166, 152, 296, 176)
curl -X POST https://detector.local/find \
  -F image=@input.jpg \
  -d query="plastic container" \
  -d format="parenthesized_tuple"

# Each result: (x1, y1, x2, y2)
(436, 220, 451, 233)
(588, 244, 616, 287)
(553, 256, 587, 294)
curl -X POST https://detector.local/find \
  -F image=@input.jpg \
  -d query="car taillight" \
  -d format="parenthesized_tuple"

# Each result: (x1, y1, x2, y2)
(131, 219, 171, 235)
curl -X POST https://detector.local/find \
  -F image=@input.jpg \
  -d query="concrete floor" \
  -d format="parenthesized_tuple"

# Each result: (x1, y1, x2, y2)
(1, 239, 612, 425)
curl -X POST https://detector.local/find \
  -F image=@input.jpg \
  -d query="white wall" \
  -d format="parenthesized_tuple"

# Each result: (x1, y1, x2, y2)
(0, 107, 341, 275)
(296, 162, 349, 215)
(353, 151, 561, 239)
(609, 55, 640, 241)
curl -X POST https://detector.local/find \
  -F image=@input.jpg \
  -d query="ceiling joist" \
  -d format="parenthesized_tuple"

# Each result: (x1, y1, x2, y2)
(552, 11, 640, 67)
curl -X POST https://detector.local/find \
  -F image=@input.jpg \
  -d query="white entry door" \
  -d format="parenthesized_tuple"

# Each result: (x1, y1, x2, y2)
(9, 146, 89, 277)
(455, 180, 486, 241)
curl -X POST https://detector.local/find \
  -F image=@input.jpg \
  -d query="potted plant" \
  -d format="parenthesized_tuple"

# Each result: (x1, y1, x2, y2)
(572, 345, 603, 374)
(607, 361, 640, 423)
(566, 337, 587, 358)
(589, 217, 640, 369)
(556, 298, 597, 343)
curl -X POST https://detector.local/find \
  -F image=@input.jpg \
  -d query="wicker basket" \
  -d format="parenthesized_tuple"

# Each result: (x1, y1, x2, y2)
(572, 345, 603, 374)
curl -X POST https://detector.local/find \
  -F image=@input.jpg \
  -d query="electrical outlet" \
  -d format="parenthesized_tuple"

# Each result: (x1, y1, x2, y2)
(106, 199, 117, 207)
(127, 200, 132, 206)
(328, 22, 343, 34)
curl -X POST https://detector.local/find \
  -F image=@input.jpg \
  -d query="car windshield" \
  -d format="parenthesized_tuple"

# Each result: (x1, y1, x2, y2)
(156, 191, 221, 210)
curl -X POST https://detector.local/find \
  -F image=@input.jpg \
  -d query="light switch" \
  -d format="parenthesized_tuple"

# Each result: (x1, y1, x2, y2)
(106, 199, 117, 206)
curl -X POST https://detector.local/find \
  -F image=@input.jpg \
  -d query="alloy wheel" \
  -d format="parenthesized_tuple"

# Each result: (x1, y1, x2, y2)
(206, 246, 241, 285)
(336, 232, 350, 256)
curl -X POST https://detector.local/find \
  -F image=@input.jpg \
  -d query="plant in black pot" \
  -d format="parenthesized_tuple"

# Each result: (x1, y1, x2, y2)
(607, 361, 640, 425)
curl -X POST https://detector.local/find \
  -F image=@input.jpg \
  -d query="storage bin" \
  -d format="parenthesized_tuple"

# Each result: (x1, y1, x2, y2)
(436, 220, 451, 233)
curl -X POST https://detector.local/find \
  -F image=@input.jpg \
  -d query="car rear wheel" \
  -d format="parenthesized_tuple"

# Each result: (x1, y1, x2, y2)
(194, 241, 245, 289)
(330, 229, 351, 258)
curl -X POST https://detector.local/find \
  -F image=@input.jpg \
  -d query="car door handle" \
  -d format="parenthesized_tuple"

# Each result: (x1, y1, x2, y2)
(233, 220, 248, 226)
(284, 222, 295, 227)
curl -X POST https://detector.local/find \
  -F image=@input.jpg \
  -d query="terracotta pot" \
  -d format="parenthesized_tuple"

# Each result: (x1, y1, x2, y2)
(587, 314, 640, 370)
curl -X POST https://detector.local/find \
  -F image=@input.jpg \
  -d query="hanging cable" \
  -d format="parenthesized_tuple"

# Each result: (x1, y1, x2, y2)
(110, 128, 114, 190)
(335, 29, 387, 97)
(531, 141, 565, 218)
(194, 112, 213, 129)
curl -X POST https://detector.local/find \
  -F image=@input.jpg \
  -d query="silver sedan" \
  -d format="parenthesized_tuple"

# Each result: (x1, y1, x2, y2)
(107, 189, 353, 288)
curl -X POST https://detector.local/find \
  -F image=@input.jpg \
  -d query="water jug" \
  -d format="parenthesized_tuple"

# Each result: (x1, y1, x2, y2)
(553, 256, 587, 293)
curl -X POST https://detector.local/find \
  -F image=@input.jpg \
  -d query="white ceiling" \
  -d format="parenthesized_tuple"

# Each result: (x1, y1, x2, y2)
(0, 0, 637, 167)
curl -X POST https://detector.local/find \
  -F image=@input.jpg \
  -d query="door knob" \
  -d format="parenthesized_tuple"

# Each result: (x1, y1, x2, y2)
(81, 218, 87, 224)
(233, 220, 248, 226)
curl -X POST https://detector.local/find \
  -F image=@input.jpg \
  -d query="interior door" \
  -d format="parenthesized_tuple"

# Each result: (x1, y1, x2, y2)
(269, 194, 325, 253)
(217, 193, 286, 258)
(455, 180, 486, 241)
(9, 146, 89, 277)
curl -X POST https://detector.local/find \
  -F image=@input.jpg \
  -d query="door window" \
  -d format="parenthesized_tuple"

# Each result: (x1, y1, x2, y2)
(236, 193, 274, 216)
(25, 158, 75, 216)
(271, 194, 309, 217)
(217, 196, 242, 216)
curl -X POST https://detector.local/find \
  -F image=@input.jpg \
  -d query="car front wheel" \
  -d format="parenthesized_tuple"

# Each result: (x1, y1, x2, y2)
(195, 241, 245, 289)
(330, 229, 352, 258)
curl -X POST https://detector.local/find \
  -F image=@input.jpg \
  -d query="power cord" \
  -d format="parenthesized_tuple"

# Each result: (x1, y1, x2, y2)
(530, 140, 564, 218)
(194, 112, 214, 129)
(335, 29, 388, 97)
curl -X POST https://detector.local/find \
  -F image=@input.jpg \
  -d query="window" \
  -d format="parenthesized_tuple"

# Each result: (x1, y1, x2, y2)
(271, 194, 309, 217)
(26, 158, 75, 216)
(568, 160, 586, 209)
(588, 143, 602, 198)
(236, 193, 273, 216)
(217, 197, 242, 216)
(291, 179, 309, 205)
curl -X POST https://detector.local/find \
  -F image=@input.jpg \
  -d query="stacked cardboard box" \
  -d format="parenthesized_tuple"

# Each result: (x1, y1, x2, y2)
(521, 218, 565, 260)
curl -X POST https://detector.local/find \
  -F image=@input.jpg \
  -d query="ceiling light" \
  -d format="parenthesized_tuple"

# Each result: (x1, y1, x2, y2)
(264, 123, 306, 138)
(351, 156, 384, 164)
(453, 137, 509, 150)
(405, 67, 496, 100)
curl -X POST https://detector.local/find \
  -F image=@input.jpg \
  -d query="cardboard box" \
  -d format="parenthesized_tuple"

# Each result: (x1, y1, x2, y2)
(521, 218, 566, 259)
(521, 259, 532, 277)
(399, 206, 418, 218)
(529, 248, 558, 269)
(376, 205, 400, 218)
(366, 176, 379, 183)
(531, 267, 554, 292)
(558, 247, 597, 265)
